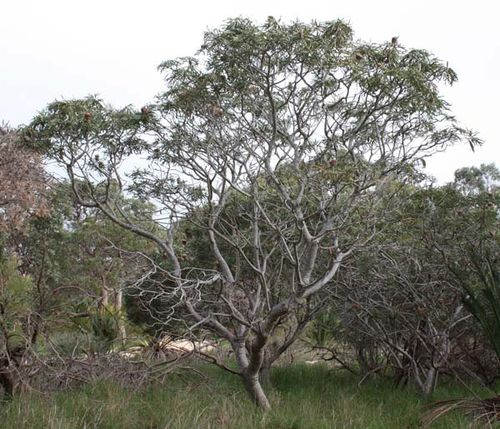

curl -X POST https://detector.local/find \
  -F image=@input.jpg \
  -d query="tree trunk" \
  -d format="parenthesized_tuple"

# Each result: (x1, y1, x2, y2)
(100, 284, 110, 312)
(0, 369, 14, 399)
(421, 367, 439, 398)
(259, 363, 271, 386)
(114, 288, 127, 345)
(413, 364, 439, 398)
(241, 372, 271, 410)
(232, 340, 271, 410)
(259, 342, 280, 386)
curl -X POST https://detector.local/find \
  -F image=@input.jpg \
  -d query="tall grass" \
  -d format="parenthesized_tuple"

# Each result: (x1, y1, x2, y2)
(0, 365, 482, 428)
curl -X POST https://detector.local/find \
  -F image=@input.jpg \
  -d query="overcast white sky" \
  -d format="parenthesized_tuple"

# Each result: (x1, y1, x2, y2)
(1, 0, 498, 183)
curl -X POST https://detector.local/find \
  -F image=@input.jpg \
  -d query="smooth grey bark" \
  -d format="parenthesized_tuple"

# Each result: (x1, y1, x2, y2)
(114, 288, 127, 345)
(414, 366, 440, 398)
(241, 372, 271, 410)
(232, 335, 272, 410)
(421, 367, 439, 398)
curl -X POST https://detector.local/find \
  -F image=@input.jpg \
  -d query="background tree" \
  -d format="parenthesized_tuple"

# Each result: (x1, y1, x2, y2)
(0, 125, 49, 398)
(0, 125, 48, 232)
(322, 166, 499, 396)
(32, 182, 158, 354)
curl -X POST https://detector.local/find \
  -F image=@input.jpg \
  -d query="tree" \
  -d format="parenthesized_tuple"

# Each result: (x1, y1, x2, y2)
(0, 126, 48, 232)
(28, 18, 478, 409)
(0, 125, 50, 398)
(27, 182, 158, 353)
(423, 250, 500, 427)
(330, 189, 469, 397)
(326, 166, 498, 396)
(454, 163, 500, 196)
(61, 188, 157, 349)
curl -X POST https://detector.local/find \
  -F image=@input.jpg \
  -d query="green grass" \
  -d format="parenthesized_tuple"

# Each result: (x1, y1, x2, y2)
(0, 364, 488, 428)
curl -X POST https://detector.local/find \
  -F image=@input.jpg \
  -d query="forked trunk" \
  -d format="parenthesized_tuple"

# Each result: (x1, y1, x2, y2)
(421, 367, 439, 398)
(241, 372, 271, 410)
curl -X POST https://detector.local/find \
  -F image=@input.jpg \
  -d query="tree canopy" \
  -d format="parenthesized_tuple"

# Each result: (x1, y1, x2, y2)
(24, 18, 483, 409)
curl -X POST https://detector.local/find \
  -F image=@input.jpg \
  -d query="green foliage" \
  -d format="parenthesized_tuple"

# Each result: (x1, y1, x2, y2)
(27, 96, 148, 154)
(310, 308, 341, 347)
(0, 257, 32, 315)
(454, 163, 500, 195)
(49, 331, 87, 356)
(0, 255, 33, 349)
(89, 311, 119, 350)
(463, 254, 500, 360)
